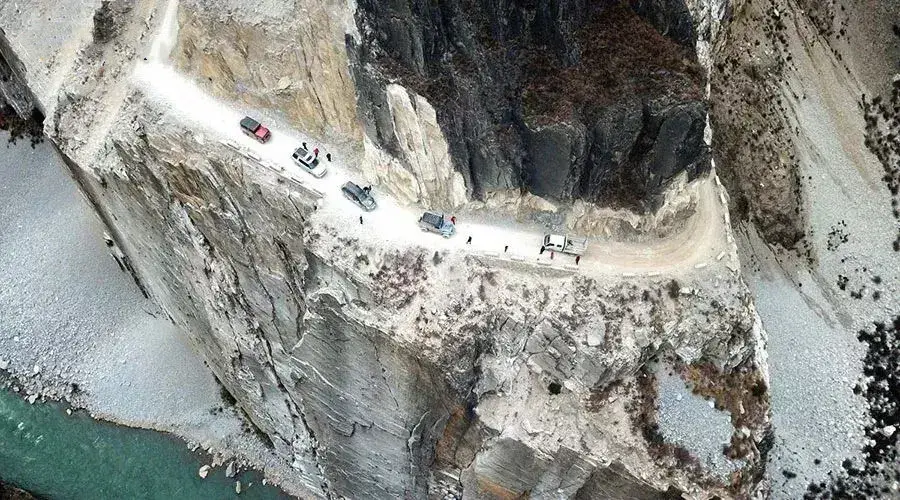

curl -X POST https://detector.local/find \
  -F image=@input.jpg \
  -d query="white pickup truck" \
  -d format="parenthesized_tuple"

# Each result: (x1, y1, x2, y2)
(541, 234, 588, 255)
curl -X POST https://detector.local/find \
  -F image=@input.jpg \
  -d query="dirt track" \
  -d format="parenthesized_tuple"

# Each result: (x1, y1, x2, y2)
(132, 0, 735, 279)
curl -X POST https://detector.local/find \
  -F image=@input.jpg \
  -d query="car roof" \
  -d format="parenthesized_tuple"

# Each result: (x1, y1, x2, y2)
(343, 182, 363, 195)
(240, 116, 259, 129)
(421, 211, 442, 223)
(547, 234, 565, 244)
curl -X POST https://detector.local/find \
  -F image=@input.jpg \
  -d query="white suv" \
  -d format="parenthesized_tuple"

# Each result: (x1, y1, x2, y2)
(291, 147, 327, 177)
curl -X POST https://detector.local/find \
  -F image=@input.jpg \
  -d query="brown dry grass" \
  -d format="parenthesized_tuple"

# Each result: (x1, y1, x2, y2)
(626, 368, 730, 493)
(680, 360, 772, 493)
(523, 1, 704, 123)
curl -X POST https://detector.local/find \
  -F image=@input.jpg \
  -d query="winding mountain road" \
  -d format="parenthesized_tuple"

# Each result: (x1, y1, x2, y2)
(134, 0, 734, 278)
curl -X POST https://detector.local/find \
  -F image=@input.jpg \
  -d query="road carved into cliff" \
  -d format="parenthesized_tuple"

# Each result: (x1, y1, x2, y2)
(133, 0, 734, 278)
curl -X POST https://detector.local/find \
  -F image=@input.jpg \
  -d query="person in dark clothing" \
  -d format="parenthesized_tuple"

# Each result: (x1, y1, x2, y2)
(302, 142, 307, 149)
(504, 245, 508, 253)
(450, 216, 457, 225)
(466, 236, 472, 244)
(575, 255, 581, 265)
(359, 216, 363, 225)
(326, 153, 332, 162)
(550, 251, 554, 260)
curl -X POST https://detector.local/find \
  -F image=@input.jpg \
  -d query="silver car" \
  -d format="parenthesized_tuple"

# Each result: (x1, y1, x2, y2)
(418, 211, 455, 238)
(341, 182, 376, 211)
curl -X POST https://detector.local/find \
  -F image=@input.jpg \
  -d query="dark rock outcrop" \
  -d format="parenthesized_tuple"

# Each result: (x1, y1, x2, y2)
(0, 29, 36, 117)
(574, 461, 684, 499)
(630, 0, 697, 47)
(0, 34, 43, 146)
(349, 0, 709, 211)
(92, 1, 133, 44)
(0, 480, 38, 500)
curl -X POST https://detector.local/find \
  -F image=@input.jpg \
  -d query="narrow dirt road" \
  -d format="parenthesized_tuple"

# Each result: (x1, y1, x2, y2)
(133, 0, 732, 277)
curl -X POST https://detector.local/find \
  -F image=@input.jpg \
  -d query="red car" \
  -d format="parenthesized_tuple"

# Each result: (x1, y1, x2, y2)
(240, 116, 271, 143)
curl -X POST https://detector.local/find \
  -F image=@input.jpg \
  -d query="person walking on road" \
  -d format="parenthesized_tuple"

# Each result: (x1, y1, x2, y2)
(575, 255, 580, 265)
(450, 215, 457, 225)
(504, 245, 508, 253)
(302, 142, 307, 149)
(326, 153, 332, 162)
(359, 216, 363, 225)
(313, 147, 320, 158)
(466, 236, 472, 245)
(550, 251, 554, 260)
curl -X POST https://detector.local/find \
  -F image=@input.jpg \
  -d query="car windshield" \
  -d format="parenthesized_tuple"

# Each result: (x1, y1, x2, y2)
(240, 117, 259, 130)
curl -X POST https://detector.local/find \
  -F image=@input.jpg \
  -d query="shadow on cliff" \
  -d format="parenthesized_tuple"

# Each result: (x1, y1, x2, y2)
(349, 0, 709, 211)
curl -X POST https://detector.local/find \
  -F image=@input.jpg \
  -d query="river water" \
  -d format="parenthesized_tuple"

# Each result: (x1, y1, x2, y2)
(0, 390, 286, 499)
(0, 132, 288, 499)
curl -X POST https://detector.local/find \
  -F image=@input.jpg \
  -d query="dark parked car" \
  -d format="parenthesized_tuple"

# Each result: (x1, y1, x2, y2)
(341, 182, 376, 211)
(418, 211, 455, 238)
(239, 116, 271, 143)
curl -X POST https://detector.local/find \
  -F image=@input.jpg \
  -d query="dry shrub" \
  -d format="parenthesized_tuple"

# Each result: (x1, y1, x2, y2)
(523, 1, 704, 123)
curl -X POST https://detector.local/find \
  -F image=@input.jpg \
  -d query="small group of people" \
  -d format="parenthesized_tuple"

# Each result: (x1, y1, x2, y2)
(301, 142, 332, 162)
(537, 246, 580, 264)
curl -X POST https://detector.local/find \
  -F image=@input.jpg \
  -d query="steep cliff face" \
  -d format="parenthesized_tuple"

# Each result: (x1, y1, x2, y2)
(708, 0, 805, 249)
(39, 85, 762, 499)
(81, 94, 764, 498)
(0, 31, 35, 117)
(0, 0, 773, 498)
(173, 0, 362, 145)
(350, 0, 710, 209)
(709, 0, 900, 250)
(166, 0, 722, 213)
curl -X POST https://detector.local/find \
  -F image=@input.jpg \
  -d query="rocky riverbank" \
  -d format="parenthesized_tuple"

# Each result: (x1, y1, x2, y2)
(0, 107, 302, 495)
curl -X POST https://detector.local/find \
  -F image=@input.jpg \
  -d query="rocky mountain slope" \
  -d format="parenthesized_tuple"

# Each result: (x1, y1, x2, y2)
(172, 0, 718, 216)
(709, 0, 900, 497)
(0, 0, 786, 498)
